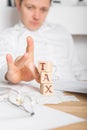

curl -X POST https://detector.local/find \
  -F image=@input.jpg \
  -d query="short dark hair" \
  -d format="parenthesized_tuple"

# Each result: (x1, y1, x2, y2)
(20, 0, 52, 4)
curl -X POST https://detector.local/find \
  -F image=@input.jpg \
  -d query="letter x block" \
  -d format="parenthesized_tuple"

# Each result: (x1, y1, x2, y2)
(40, 83, 53, 95)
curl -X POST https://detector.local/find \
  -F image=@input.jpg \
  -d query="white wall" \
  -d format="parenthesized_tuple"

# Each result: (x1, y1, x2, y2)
(47, 6, 87, 35)
(0, 7, 19, 31)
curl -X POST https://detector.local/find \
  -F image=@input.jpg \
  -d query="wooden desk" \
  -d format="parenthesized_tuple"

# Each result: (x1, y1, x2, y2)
(47, 92, 87, 130)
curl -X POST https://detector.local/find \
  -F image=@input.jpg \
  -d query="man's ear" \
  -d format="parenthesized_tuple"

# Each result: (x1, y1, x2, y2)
(15, 0, 21, 10)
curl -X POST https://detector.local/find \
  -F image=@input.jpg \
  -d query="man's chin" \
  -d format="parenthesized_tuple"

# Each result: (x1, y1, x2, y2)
(27, 25, 42, 31)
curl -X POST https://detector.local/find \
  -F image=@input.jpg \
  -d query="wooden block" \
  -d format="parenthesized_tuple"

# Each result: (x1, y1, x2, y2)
(40, 83, 53, 95)
(38, 61, 52, 72)
(40, 72, 52, 84)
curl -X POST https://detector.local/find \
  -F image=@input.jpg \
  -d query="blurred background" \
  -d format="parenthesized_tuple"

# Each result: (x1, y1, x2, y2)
(0, 0, 87, 69)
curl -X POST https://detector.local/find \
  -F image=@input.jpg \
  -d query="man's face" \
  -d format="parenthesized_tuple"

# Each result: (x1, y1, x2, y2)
(18, 0, 51, 31)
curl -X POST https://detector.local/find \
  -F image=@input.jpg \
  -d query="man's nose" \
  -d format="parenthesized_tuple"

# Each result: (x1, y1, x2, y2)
(33, 10, 40, 20)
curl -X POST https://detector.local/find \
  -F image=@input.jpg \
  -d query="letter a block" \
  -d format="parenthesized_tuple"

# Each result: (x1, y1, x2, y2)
(40, 72, 52, 84)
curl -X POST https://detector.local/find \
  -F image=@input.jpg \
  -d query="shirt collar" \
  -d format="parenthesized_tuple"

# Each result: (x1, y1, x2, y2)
(18, 20, 49, 33)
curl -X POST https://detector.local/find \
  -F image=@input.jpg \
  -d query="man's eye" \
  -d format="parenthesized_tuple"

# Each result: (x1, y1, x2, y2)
(41, 8, 49, 12)
(27, 6, 33, 10)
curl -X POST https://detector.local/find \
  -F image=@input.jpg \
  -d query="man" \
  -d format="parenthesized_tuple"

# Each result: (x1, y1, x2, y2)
(0, 0, 87, 84)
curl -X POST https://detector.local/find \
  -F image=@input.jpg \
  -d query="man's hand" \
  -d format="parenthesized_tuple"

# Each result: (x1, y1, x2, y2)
(5, 36, 40, 84)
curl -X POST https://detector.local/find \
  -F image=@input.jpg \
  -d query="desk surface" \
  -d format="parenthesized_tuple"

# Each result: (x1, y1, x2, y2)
(47, 92, 87, 130)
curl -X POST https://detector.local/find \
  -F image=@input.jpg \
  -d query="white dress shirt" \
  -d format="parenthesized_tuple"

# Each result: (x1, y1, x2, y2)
(0, 21, 87, 81)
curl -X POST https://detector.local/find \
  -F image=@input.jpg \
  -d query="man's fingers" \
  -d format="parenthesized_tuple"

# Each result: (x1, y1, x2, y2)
(26, 63, 40, 83)
(6, 54, 14, 69)
(34, 66, 40, 83)
(15, 53, 29, 67)
(26, 36, 34, 62)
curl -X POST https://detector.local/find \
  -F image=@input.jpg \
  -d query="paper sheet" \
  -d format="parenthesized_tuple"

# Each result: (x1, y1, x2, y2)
(54, 80, 87, 93)
(0, 81, 79, 104)
(0, 102, 85, 130)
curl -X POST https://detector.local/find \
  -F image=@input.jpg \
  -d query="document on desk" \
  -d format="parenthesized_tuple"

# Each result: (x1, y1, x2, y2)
(0, 102, 85, 130)
(54, 80, 87, 93)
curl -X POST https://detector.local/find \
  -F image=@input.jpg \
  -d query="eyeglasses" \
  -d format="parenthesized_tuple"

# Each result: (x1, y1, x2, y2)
(0, 89, 35, 116)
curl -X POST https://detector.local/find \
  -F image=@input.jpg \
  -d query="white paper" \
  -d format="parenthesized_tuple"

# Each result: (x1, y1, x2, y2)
(0, 102, 84, 130)
(54, 80, 87, 93)
(0, 81, 79, 104)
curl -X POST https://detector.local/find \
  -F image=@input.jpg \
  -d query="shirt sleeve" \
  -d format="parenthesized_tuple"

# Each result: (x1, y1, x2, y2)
(0, 31, 15, 81)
